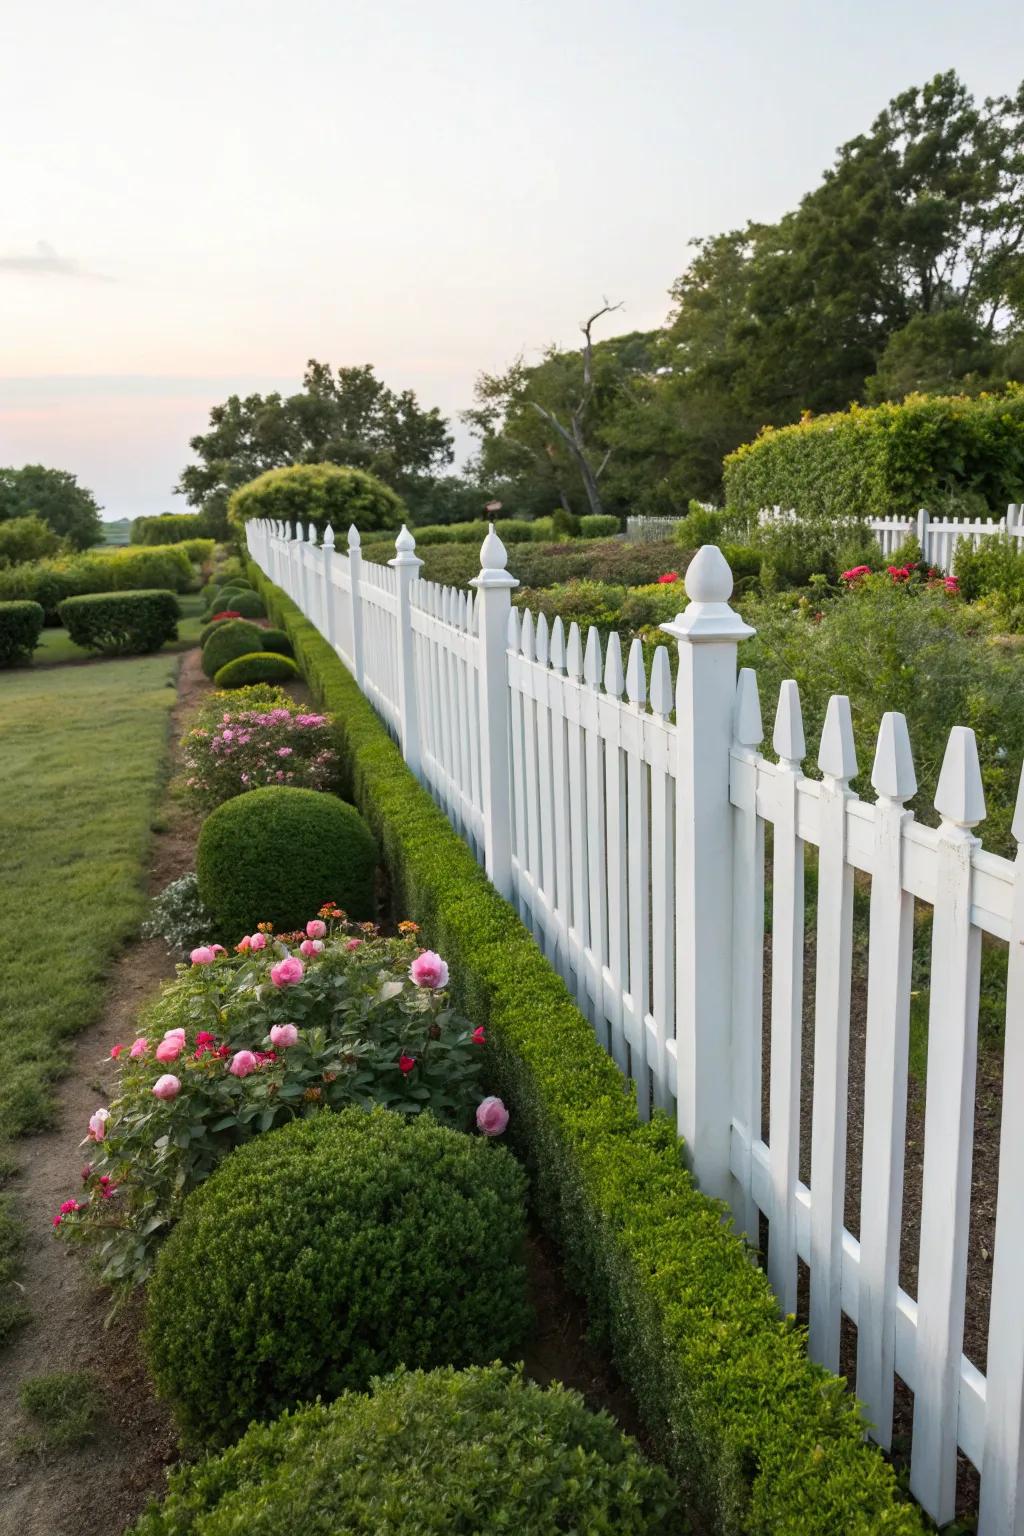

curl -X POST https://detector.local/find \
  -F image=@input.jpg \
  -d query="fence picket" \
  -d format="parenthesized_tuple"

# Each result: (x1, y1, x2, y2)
(602, 633, 629, 1073)
(729, 666, 764, 1239)
(648, 644, 675, 1111)
(625, 638, 651, 1117)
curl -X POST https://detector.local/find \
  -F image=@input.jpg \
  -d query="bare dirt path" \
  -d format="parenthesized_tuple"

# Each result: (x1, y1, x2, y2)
(0, 651, 206, 1536)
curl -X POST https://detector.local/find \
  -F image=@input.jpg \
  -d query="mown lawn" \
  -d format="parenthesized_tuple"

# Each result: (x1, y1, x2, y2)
(33, 593, 205, 666)
(0, 656, 178, 1141)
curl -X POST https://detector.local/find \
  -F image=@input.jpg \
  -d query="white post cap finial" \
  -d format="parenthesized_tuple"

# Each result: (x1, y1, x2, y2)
(348, 523, 361, 549)
(323, 523, 335, 549)
(817, 694, 858, 782)
(660, 544, 754, 643)
(471, 522, 518, 590)
(389, 523, 423, 570)
(871, 712, 917, 803)
(934, 725, 986, 829)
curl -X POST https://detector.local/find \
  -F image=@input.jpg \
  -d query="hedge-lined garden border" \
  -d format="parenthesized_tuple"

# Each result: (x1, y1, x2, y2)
(247, 559, 925, 1536)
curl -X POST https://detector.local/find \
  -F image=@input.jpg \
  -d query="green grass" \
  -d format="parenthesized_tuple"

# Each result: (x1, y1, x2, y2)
(33, 592, 205, 666)
(18, 1370, 104, 1451)
(0, 656, 178, 1138)
(0, 1196, 29, 1347)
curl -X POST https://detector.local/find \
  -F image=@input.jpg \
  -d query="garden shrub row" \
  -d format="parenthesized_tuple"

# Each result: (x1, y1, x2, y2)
(357, 536, 684, 591)
(228, 462, 404, 533)
(0, 544, 198, 621)
(723, 385, 1024, 524)
(57, 591, 180, 656)
(247, 560, 927, 1535)
(0, 600, 45, 666)
(213, 650, 299, 687)
(131, 513, 212, 546)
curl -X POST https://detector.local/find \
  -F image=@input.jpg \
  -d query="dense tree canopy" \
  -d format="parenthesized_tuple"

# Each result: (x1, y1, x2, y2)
(0, 465, 103, 549)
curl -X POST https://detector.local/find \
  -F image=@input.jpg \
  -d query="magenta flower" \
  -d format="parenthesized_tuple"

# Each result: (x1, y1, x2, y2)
(345, 938, 363, 951)
(306, 919, 327, 939)
(152, 1074, 181, 1100)
(60, 1199, 81, 1215)
(87, 1108, 109, 1142)
(156, 1036, 184, 1063)
(109, 1043, 124, 1060)
(299, 938, 324, 957)
(229, 1050, 258, 1077)
(476, 1097, 509, 1137)
(472, 1026, 486, 1044)
(409, 950, 449, 989)
(249, 932, 268, 952)
(398, 1054, 416, 1075)
(270, 955, 304, 988)
(190, 945, 218, 965)
(269, 1023, 299, 1048)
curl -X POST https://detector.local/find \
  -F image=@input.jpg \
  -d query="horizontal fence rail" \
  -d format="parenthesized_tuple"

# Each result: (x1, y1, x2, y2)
(247, 514, 1024, 1535)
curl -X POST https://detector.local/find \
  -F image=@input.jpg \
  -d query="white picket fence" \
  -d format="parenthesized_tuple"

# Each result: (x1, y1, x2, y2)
(756, 503, 1024, 573)
(247, 515, 1024, 1534)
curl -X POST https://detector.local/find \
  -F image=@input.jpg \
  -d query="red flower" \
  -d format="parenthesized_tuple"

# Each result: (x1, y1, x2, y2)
(887, 565, 912, 582)
(195, 1031, 216, 1047)
(657, 571, 679, 584)
(109, 1044, 124, 1059)
(841, 565, 871, 582)
(59, 1199, 80, 1215)
(472, 1026, 486, 1044)
(80, 1165, 92, 1183)
(398, 1054, 416, 1075)
(211, 609, 242, 621)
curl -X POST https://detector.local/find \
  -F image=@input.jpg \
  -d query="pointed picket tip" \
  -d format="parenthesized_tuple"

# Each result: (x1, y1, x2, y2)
(566, 622, 583, 681)
(295, 520, 305, 541)
(307, 522, 319, 544)
(818, 695, 858, 782)
(625, 637, 647, 707)
(772, 679, 805, 766)
(550, 616, 566, 672)
(583, 626, 602, 688)
(506, 606, 521, 650)
(604, 631, 624, 697)
(649, 645, 673, 716)
(935, 725, 986, 828)
(347, 523, 361, 550)
(870, 712, 917, 802)
(323, 523, 335, 549)
(535, 611, 550, 666)
(520, 608, 535, 662)
(734, 667, 763, 748)
(1012, 760, 1024, 845)
(395, 523, 416, 554)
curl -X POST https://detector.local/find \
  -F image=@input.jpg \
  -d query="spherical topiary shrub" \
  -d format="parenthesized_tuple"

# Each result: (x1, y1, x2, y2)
(144, 1111, 533, 1446)
(198, 614, 244, 649)
(258, 625, 293, 656)
(220, 587, 265, 619)
(128, 1365, 677, 1535)
(227, 462, 405, 536)
(200, 618, 265, 679)
(214, 651, 300, 688)
(196, 784, 376, 938)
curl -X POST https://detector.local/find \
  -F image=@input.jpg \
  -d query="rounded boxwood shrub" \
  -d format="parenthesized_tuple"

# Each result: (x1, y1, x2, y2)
(228, 462, 405, 535)
(57, 590, 180, 655)
(196, 784, 377, 937)
(0, 600, 45, 666)
(129, 1365, 677, 1534)
(213, 651, 300, 688)
(258, 625, 293, 656)
(198, 614, 243, 649)
(221, 588, 265, 619)
(144, 1111, 533, 1446)
(200, 618, 265, 678)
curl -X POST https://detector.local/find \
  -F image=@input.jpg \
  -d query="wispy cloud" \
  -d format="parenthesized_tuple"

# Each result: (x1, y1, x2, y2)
(0, 240, 113, 282)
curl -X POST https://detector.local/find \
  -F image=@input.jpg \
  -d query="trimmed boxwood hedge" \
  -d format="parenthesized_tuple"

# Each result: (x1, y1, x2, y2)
(128, 1364, 677, 1534)
(198, 615, 242, 649)
(257, 625, 293, 656)
(0, 600, 45, 666)
(200, 618, 265, 678)
(196, 783, 377, 940)
(213, 651, 299, 688)
(57, 590, 179, 655)
(144, 1110, 532, 1446)
(247, 560, 927, 1536)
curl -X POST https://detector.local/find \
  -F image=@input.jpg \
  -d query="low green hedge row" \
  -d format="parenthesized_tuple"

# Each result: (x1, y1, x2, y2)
(247, 561, 926, 1536)
(0, 545, 197, 622)
(0, 600, 45, 666)
(57, 590, 180, 655)
(363, 512, 621, 550)
(131, 513, 212, 546)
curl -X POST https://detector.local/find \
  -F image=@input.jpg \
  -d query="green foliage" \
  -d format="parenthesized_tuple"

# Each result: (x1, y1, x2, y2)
(0, 600, 45, 666)
(128, 1364, 677, 1535)
(672, 504, 726, 549)
(248, 565, 927, 1535)
(0, 544, 195, 621)
(198, 616, 238, 649)
(228, 463, 405, 536)
(18, 1371, 104, 1450)
(955, 534, 1024, 627)
(580, 512, 620, 537)
(142, 873, 213, 953)
(257, 625, 293, 656)
(213, 651, 300, 688)
(200, 618, 265, 678)
(619, 581, 688, 631)
(145, 1109, 530, 1445)
(752, 520, 882, 591)
(724, 388, 1024, 524)
(192, 684, 290, 725)
(57, 591, 180, 656)
(213, 586, 264, 619)
(132, 513, 211, 545)
(514, 579, 626, 632)
(0, 464, 103, 548)
(0, 514, 62, 566)
(197, 785, 377, 939)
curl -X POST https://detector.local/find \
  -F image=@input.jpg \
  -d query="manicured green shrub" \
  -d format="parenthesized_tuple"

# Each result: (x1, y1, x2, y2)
(0, 600, 45, 666)
(145, 1109, 531, 1445)
(619, 581, 687, 631)
(672, 504, 727, 549)
(257, 625, 293, 655)
(0, 515, 61, 567)
(247, 564, 928, 1536)
(213, 651, 300, 688)
(513, 579, 626, 633)
(551, 506, 581, 538)
(198, 581, 222, 607)
(228, 463, 404, 535)
(198, 615, 241, 649)
(132, 512, 211, 545)
(196, 785, 377, 938)
(723, 386, 1024, 524)
(580, 512, 621, 538)
(128, 1365, 677, 1535)
(217, 574, 253, 591)
(0, 545, 195, 621)
(57, 591, 179, 655)
(176, 537, 216, 567)
(200, 618, 265, 678)
(218, 586, 263, 618)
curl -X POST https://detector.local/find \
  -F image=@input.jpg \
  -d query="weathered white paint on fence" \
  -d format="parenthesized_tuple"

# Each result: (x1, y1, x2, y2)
(247, 516, 1024, 1535)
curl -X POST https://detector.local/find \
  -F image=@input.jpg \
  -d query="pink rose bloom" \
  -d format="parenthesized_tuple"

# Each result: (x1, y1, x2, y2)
(270, 955, 304, 988)
(409, 950, 449, 989)
(237, 935, 252, 952)
(299, 938, 324, 957)
(156, 1037, 184, 1063)
(190, 946, 218, 965)
(269, 1023, 299, 1048)
(306, 920, 327, 939)
(249, 932, 268, 951)
(60, 1199, 81, 1215)
(472, 1026, 486, 1044)
(152, 1074, 181, 1100)
(229, 1050, 258, 1077)
(110, 1044, 124, 1060)
(87, 1108, 109, 1142)
(211, 944, 226, 955)
(345, 938, 362, 951)
(165, 1027, 186, 1041)
(476, 1097, 509, 1137)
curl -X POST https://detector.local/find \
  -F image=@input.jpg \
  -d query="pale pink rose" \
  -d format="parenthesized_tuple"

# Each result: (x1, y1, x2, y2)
(299, 938, 324, 957)
(475, 1097, 509, 1137)
(345, 938, 363, 951)
(237, 935, 252, 952)
(129, 1038, 148, 1059)
(305, 920, 327, 939)
(156, 1037, 184, 1063)
(229, 1050, 258, 1077)
(87, 1108, 110, 1142)
(270, 955, 304, 988)
(165, 1028, 186, 1041)
(190, 946, 218, 965)
(152, 1074, 181, 1100)
(248, 932, 268, 951)
(409, 950, 449, 989)
(269, 1023, 299, 1048)
(211, 944, 226, 955)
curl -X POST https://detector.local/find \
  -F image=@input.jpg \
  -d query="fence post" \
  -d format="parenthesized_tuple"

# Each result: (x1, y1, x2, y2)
(389, 524, 423, 778)
(348, 525, 365, 689)
(917, 507, 930, 564)
(470, 524, 518, 900)
(661, 545, 754, 1203)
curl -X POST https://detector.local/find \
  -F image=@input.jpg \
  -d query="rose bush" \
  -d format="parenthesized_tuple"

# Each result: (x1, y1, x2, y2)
(55, 916, 491, 1286)
(180, 702, 338, 812)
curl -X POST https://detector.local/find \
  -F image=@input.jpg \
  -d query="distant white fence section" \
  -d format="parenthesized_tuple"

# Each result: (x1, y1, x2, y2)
(756, 503, 1024, 573)
(247, 515, 1024, 1535)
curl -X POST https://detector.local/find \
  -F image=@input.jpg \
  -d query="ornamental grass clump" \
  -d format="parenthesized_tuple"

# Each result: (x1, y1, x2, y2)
(54, 920, 496, 1286)
(181, 702, 338, 812)
(128, 1365, 678, 1535)
(144, 1110, 531, 1446)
